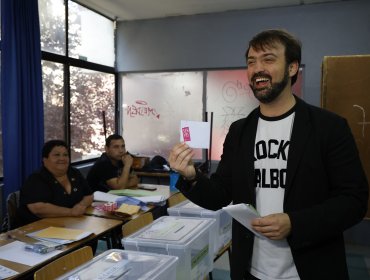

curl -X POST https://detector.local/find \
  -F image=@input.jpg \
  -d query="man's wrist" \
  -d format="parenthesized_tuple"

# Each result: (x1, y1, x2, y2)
(183, 169, 201, 184)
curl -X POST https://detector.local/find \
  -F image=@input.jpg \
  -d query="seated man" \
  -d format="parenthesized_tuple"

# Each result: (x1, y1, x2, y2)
(87, 134, 139, 192)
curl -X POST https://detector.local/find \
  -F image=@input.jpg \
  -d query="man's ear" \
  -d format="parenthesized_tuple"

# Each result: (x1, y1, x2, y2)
(288, 61, 299, 77)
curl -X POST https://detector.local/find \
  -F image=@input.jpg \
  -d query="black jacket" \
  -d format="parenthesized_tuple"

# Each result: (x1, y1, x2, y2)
(177, 97, 368, 280)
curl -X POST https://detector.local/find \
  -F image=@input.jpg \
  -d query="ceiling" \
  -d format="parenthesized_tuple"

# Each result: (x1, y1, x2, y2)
(75, 0, 348, 21)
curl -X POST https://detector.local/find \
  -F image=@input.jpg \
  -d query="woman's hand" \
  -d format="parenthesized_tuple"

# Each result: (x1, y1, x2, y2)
(70, 203, 86, 216)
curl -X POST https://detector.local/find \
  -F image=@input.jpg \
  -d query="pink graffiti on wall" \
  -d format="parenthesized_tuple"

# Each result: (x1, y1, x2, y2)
(126, 100, 160, 119)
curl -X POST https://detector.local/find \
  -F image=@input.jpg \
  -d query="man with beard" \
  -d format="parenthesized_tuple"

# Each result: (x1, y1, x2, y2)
(168, 29, 368, 280)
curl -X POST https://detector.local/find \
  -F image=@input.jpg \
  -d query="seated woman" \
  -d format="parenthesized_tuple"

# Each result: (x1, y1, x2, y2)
(18, 140, 93, 225)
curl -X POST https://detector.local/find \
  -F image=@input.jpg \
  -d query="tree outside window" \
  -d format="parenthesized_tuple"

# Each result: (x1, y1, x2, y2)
(39, 0, 116, 163)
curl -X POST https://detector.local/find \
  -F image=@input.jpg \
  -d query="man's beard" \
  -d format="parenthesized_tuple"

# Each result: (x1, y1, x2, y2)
(250, 67, 289, 104)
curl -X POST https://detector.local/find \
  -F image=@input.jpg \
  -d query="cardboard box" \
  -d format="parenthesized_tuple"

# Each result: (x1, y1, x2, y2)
(321, 55, 370, 218)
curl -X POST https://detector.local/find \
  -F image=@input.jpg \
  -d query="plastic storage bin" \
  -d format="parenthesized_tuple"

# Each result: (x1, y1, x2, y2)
(167, 200, 232, 256)
(122, 216, 216, 280)
(56, 249, 178, 280)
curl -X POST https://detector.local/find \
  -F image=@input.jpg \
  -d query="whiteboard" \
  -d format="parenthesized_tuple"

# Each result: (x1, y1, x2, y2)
(121, 72, 203, 159)
(206, 67, 304, 160)
(206, 69, 259, 160)
(121, 68, 305, 162)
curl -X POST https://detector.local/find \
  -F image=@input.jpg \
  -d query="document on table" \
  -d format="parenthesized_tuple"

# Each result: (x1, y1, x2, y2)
(133, 195, 166, 204)
(93, 191, 120, 202)
(0, 264, 18, 278)
(222, 203, 264, 238)
(27, 227, 93, 244)
(94, 190, 165, 206)
(0, 240, 62, 266)
(108, 188, 157, 197)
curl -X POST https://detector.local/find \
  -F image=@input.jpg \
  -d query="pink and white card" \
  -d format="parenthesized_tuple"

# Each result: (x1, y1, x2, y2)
(180, 120, 210, 148)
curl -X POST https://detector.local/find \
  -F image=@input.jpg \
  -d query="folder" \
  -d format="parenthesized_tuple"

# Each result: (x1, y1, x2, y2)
(27, 226, 93, 244)
(108, 188, 156, 197)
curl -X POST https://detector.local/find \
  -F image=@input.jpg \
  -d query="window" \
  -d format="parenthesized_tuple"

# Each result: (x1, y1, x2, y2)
(39, 0, 116, 163)
(42, 60, 65, 140)
(39, 0, 66, 55)
(68, 1, 114, 66)
(70, 67, 115, 161)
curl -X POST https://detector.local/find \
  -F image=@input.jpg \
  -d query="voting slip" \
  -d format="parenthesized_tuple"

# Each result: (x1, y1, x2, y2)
(222, 203, 264, 238)
(180, 120, 210, 148)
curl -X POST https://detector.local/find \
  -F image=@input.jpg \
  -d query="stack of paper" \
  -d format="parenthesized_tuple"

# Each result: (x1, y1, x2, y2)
(108, 188, 157, 197)
(27, 226, 93, 245)
(222, 203, 264, 238)
(93, 191, 120, 202)
(0, 264, 18, 278)
(132, 195, 167, 205)
(0, 241, 62, 267)
(108, 187, 168, 206)
(93, 192, 150, 212)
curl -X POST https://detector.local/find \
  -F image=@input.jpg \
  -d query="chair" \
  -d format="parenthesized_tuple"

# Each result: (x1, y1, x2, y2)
(2, 191, 21, 231)
(167, 192, 187, 207)
(122, 212, 153, 237)
(214, 240, 232, 266)
(33, 246, 93, 280)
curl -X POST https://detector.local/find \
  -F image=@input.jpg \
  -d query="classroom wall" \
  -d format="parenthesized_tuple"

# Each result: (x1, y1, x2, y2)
(116, 0, 370, 106)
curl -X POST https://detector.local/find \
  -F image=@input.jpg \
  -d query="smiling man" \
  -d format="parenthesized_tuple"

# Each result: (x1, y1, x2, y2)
(169, 30, 368, 280)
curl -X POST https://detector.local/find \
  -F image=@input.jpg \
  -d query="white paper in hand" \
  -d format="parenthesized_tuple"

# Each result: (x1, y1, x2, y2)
(222, 203, 264, 238)
(180, 120, 210, 148)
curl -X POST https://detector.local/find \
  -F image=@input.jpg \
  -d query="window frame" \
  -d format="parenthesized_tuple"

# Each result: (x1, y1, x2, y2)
(41, 0, 118, 165)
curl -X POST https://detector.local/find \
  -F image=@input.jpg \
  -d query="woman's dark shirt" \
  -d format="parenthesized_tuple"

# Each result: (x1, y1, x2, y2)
(18, 166, 93, 225)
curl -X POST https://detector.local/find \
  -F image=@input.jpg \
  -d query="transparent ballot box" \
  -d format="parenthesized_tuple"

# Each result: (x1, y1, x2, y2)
(122, 216, 216, 280)
(56, 249, 178, 280)
(167, 200, 232, 256)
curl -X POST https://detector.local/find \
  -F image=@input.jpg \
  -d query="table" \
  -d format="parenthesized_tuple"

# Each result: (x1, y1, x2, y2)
(85, 204, 152, 221)
(86, 184, 172, 220)
(135, 171, 169, 184)
(0, 215, 122, 279)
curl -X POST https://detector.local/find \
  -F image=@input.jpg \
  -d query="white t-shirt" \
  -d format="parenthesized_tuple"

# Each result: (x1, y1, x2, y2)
(250, 109, 300, 280)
